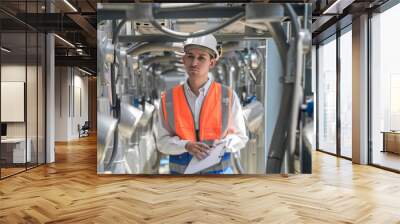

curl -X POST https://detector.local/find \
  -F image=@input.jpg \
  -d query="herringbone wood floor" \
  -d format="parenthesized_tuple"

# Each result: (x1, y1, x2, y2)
(1, 134, 400, 223)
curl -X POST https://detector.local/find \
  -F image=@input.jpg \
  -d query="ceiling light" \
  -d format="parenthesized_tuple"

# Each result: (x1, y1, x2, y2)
(1, 47, 11, 53)
(78, 67, 93, 76)
(54, 34, 75, 48)
(63, 0, 78, 12)
(323, 0, 354, 15)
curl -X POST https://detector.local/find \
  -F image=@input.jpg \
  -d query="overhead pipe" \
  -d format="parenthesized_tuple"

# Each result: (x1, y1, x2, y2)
(143, 55, 181, 66)
(112, 18, 128, 44)
(264, 21, 289, 64)
(127, 42, 184, 56)
(150, 12, 245, 39)
(158, 3, 209, 9)
(238, 21, 269, 31)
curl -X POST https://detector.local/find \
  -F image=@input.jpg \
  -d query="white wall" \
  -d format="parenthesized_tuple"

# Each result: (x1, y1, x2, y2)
(1, 65, 25, 81)
(55, 67, 68, 141)
(72, 72, 89, 138)
(1, 65, 26, 139)
(75, 73, 89, 121)
(55, 67, 89, 141)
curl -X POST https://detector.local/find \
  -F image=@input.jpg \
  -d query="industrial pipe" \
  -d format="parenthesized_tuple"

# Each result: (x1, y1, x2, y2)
(150, 12, 245, 39)
(128, 42, 184, 56)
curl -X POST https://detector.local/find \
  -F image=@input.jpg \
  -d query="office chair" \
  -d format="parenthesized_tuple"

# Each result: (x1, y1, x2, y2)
(79, 121, 90, 138)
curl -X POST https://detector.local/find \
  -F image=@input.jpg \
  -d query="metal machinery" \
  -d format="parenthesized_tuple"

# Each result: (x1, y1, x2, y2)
(97, 3, 312, 174)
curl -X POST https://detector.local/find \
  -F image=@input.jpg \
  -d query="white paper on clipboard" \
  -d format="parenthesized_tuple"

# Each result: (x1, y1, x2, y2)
(184, 143, 226, 174)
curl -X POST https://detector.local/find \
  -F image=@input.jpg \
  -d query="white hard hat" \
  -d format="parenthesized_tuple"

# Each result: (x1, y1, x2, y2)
(184, 34, 219, 59)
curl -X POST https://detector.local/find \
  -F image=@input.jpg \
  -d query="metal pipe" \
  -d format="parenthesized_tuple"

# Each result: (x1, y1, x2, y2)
(264, 22, 289, 64)
(266, 3, 305, 174)
(127, 42, 184, 56)
(284, 3, 300, 34)
(238, 21, 268, 31)
(266, 87, 292, 174)
(285, 4, 303, 173)
(112, 18, 127, 44)
(226, 60, 237, 88)
(143, 55, 181, 66)
(150, 12, 245, 39)
(287, 32, 307, 173)
(125, 42, 148, 55)
(97, 114, 118, 165)
(106, 20, 122, 172)
(159, 3, 209, 9)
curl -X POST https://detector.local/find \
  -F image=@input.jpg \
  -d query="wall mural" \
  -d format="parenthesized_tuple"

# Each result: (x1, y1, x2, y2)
(97, 3, 313, 175)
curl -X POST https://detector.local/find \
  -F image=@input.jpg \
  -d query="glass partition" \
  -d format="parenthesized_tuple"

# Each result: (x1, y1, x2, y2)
(1, 30, 28, 177)
(26, 0, 43, 169)
(27, 30, 38, 169)
(0, 0, 46, 179)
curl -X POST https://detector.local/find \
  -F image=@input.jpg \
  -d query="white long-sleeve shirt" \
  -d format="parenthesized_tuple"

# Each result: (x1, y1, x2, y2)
(156, 78, 248, 155)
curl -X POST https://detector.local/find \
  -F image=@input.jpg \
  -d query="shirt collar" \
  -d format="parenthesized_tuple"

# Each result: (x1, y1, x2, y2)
(184, 77, 213, 97)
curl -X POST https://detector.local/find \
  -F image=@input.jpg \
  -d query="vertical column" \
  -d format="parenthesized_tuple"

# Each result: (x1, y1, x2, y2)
(352, 14, 369, 164)
(336, 30, 341, 157)
(46, 1, 55, 163)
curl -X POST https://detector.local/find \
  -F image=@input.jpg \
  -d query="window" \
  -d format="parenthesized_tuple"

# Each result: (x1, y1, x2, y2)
(339, 27, 352, 158)
(318, 35, 337, 154)
(370, 2, 400, 171)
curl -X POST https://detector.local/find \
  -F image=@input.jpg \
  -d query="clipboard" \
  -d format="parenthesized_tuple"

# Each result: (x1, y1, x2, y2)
(184, 143, 226, 174)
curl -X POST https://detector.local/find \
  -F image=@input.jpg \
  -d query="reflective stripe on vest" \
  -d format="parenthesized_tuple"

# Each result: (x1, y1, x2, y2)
(161, 81, 233, 174)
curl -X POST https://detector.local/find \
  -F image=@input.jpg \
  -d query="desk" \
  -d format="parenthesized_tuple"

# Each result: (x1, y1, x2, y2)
(1, 138, 31, 163)
(382, 131, 400, 154)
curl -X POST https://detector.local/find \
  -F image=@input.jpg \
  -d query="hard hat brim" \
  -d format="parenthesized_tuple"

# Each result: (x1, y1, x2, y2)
(184, 44, 218, 59)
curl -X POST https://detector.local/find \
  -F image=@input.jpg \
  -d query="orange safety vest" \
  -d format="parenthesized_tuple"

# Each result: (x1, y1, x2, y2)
(161, 81, 234, 174)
